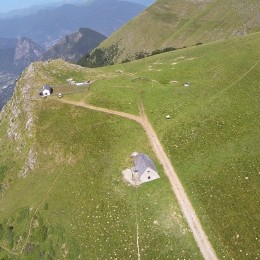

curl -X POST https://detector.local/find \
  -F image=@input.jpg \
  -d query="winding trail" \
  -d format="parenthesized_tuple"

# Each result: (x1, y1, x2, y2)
(60, 99, 218, 260)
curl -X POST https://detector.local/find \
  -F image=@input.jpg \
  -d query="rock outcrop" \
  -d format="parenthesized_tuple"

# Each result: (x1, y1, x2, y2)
(43, 28, 106, 63)
(14, 37, 44, 68)
(1, 63, 38, 180)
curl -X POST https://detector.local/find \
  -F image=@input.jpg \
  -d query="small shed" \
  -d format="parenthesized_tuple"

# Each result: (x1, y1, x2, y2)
(132, 153, 160, 184)
(39, 84, 53, 96)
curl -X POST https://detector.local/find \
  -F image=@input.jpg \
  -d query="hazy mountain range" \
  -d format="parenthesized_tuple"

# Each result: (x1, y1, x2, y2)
(0, 0, 146, 47)
(42, 28, 106, 63)
(0, 0, 155, 15)
(0, 0, 147, 109)
(0, 28, 106, 109)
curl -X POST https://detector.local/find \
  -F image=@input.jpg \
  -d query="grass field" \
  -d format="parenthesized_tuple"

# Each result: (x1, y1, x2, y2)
(129, 34, 258, 260)
(116, 34, 260, 259)
(0, 68, 202, 258)
(61, 32, 260, 259)
(0, 32, 259, 259)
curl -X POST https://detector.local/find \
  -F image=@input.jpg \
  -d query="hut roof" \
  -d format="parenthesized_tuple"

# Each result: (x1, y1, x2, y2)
(134, 153, 157, 176)
(43, 84, 53, 91)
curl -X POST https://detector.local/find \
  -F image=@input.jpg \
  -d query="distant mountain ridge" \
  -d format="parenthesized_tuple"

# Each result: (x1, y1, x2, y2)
(43, 28, 106, 63)
(0, 0, 146, 48)
(0, 0, 87, 18)
(84, 0, 260, 65)
(0, 27, 107, 74)
(14, 37, 44, 69)
(0, 0, 146, 110)
(0, 37, 43, 110)
(0, 37, 43, 74)
(0, 27, 107, 110)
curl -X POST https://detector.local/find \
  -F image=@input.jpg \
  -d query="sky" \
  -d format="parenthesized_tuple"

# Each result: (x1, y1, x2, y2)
(0, 0, 156, 13)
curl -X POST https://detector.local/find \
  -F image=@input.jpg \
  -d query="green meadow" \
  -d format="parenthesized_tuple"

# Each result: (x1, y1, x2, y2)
(0, 70, 201, 257)
(116, 35, 259, 259)
(0, 32, 259, 259)
(62, 32, 260, 259)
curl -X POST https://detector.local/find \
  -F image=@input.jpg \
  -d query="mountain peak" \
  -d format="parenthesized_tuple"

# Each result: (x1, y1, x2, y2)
(42, 28, 106, 63)
(14, 37, 43, 67)
(86, 0, 260, 65)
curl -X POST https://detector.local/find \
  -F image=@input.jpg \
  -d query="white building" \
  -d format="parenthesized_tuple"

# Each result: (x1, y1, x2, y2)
(132, 153, 160, 185)
(39, 84, 53, 96)
(123, 153, 160, 186)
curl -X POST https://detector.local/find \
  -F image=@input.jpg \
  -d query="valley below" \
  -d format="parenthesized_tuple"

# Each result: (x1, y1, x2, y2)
(0, 73, 16, 110)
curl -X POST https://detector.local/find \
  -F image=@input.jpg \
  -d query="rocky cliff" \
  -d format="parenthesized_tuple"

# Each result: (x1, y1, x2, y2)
(14, 37, 44, 69)
(43, 28, 106, 63)
(0, 38, 44, 110)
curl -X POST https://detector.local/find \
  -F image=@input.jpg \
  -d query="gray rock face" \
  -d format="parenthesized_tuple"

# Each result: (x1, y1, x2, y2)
(0, 38, 44, 111)
(14, 37, 44, 67)
(1, 63, 38, 179)
(43, 28, 106, 63)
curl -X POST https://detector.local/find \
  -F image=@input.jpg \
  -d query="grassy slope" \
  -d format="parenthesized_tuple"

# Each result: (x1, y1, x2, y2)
(97, 0, 260, 62)
(0, 69, 201, 257)
(64, 32, 259, 259)
(0, 32, 259, 259)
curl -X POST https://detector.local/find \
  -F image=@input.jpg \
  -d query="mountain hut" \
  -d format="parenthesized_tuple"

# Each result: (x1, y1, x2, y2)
(39, 84, 53, 96)
(132, 153, 160, 184)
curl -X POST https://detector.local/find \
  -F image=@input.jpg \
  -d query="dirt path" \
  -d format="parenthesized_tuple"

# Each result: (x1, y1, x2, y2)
(138, 104, 218, 260)
(60, 99, 218, 260)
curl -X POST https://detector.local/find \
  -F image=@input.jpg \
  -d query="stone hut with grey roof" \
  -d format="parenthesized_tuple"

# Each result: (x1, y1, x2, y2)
(132, 153, 160, 185)
(122, 153, 160, 186)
